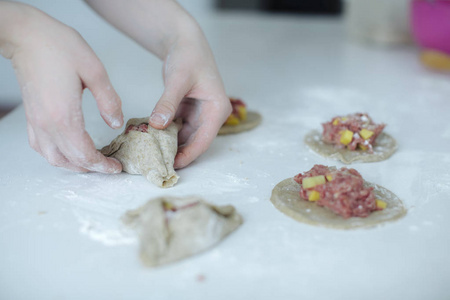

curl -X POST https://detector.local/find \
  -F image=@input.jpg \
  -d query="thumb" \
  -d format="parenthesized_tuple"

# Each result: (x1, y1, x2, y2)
(80, 60, 124, 129)
(149, 78, 191, 130)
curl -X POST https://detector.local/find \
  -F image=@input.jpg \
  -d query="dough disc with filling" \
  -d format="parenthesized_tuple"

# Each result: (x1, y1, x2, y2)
(123, 196, 243, 267)
(101, 117, 181, 188)
(218, 111, 262, 135)
(270, 178, 406, 229)
(304, 130, 397, 164)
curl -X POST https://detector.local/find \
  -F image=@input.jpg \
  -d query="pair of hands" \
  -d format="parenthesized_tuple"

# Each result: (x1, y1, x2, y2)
(4, 2, 231, 173)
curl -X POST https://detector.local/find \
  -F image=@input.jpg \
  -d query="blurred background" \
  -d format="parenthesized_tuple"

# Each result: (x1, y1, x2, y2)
(217, 0, 342, 13)
(1, 0, 445, 119)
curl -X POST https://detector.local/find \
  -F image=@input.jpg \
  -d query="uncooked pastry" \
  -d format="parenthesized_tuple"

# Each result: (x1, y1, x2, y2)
(270, 178, 406, 229)
(304, 130, 397, 164)
(218, 111, 262, 135)
(122, 196, 243, 267)
(101, 117, 181, 188)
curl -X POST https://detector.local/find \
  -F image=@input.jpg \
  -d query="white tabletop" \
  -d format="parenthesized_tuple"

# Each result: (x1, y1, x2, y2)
(1, 12, 449, 300)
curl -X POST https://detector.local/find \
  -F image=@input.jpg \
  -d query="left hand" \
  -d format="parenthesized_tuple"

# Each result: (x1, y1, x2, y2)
(149, 34, 231, 169)
(85, 0, 231, 168)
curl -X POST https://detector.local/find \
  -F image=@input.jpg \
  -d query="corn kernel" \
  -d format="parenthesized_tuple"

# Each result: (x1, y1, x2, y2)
(302, 175, 326, 189)
(341, 117, 348, 121)
(308, 190, 320, 201)
(375, 199, 387, 209)
(360, 129, 374, 140)
(237, 106, 247, 121)
(358, 144, 368, 151)
(163, 202, 174, 211)
(340, 130, 353, 145)
(225, 115, 240, 126)
(326, 174, 333, 181)
(332, 118, 340, 126)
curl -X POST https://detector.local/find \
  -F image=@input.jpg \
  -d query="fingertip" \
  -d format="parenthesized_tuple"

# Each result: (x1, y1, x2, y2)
(102, 110, 124, 129)
(174, 151, 190, 169)
(107, 157, 123, 173)
(89, 157, 123, 174)
(149, 112, 171, 129)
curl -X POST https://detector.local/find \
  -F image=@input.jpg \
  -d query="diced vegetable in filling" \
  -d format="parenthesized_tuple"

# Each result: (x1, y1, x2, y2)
(294, 164, 385, 218)
(322, 113, 385, 153)
(224, 97, 247, 126)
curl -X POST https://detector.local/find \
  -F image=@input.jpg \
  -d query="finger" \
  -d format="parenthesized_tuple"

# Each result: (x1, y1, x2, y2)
(35, 133, 90, 172)
(35, 72, 122, 174)
(55, 127, 122, 174)
(78, 57, 123, 129)
(26, 122, 41, 154)
(174, 95, 230, 169)
(149, 73, 192, 130)
(174, 124, 217, 169)
(175, 98, 201, 145)
(174, 106, 223, 169)
(178, 120, 195, 146)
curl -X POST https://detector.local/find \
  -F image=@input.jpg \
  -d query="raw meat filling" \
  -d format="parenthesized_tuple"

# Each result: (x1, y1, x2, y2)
(126, 123, 149, 134)
(224, 97, 247, 126)
(294, 165, 384, 218)
(322, 113, 385, 153)
(162, 201, 200, 222)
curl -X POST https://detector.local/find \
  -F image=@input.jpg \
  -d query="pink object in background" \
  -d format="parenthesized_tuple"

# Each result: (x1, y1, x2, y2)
(411, 0, 450, 54)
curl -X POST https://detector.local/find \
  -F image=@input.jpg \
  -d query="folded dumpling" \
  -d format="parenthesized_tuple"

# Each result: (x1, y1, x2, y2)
(122, 196, 243, 267)
(101, 117, 181, 188)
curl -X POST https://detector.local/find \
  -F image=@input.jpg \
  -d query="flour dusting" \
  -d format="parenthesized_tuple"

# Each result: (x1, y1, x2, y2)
(77, 215, 137, 246)
(53, 174, 148, 246)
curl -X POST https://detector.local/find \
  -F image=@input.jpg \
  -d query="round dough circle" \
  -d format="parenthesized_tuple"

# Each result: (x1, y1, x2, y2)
(304, 130, 398, 164)
(270, 178, 406, 229)
(218, 111, 262, 135)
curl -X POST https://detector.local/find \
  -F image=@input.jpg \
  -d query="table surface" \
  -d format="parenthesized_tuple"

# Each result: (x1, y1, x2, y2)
(1, 11, 450, 300)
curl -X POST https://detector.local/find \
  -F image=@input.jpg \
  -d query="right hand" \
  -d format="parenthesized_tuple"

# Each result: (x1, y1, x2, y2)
(3, 3, 124, 173)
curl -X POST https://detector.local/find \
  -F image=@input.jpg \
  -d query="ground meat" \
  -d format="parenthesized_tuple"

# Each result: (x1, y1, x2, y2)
(230, 97, 246, 118)
(294, 165, 380, 218)
(125, 123, 149, 134)
(322, 113, 385, 153)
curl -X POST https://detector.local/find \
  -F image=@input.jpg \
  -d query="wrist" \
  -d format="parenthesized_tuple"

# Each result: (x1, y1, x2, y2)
(0, 2, 36, 59)
(157, 13, 206, 60)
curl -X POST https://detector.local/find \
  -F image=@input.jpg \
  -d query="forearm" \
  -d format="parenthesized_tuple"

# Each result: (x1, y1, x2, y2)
(84, 0, 203, 59)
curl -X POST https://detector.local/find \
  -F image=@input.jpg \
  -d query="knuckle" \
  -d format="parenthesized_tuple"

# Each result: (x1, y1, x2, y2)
(46, 155, 66, 167)
(71, 153, 98, 168)
(28, 139, 39, 152)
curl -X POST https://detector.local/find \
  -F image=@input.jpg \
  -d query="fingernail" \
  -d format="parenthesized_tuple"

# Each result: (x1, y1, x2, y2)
(104, 113, 123, 129)
(111, 118, 122, 129)
(150, 113, 169, 127)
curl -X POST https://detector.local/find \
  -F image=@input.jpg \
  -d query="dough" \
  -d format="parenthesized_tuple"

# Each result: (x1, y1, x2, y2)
(123, 196, 243, 267)
(218, 111, 262, 135)
(270, 178, 406, 229)
(101, 117, 181, 188)
(304, 130, 397, 164)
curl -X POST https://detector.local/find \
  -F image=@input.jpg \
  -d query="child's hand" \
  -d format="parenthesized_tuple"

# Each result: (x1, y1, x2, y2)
(86, 0, 231, 169)
(4, 3, 124, 173)
(149, 33, 231, 169)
